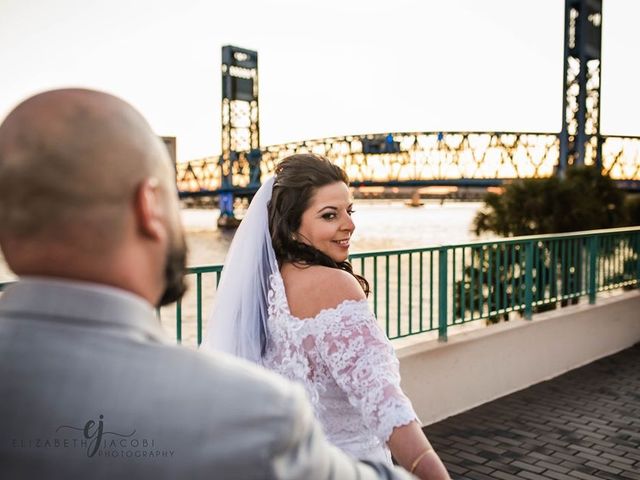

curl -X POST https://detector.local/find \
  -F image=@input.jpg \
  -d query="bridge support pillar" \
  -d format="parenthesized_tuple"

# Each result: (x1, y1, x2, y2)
(558, 0, 602, 176)
(217, 192, 239, 228)
(217, 152, 240, 228)
(217, 45, 261, 229)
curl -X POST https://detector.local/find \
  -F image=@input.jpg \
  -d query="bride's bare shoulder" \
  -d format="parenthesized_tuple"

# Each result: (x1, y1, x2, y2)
(280, 264, 366, 319)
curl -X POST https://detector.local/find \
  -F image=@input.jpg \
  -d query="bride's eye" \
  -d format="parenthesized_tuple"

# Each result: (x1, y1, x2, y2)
(322, 212, 337, 220)
(347, 209, 355, 216)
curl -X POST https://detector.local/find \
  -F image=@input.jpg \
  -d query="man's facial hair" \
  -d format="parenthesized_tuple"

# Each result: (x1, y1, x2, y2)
(158, 231, 188, 307)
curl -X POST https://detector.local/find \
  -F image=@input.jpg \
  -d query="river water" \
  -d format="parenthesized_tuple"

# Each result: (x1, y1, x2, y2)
(0, 201, 487, 345)
(184, 200, 485, 264)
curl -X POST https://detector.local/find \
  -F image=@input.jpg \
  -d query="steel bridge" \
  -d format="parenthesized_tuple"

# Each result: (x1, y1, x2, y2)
(176, 131, 640, 195)
(173, 0, 640, 221)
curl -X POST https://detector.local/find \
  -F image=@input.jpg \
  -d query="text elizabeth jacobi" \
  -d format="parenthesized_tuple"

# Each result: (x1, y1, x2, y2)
(11, 414, 175, 459)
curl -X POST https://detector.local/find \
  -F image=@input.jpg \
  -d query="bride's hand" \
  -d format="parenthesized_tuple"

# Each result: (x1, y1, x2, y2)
(388, 421, 451, 480)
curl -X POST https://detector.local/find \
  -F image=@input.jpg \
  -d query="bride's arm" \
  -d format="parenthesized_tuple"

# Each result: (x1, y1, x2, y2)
(388, 422, 450, 480)
(315, 273, 450, 479)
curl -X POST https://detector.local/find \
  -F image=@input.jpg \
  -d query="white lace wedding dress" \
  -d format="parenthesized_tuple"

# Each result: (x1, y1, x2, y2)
(262, 272, 419, 464)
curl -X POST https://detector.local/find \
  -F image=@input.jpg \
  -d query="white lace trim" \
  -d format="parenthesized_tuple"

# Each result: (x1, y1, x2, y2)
(264, 272, 419, 450)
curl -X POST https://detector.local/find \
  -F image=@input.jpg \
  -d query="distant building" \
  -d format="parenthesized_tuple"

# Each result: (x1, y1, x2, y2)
(161, 136, 177, 166)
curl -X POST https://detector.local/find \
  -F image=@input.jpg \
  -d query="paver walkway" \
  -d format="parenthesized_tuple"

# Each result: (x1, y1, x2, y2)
(423, 343, 640, 480)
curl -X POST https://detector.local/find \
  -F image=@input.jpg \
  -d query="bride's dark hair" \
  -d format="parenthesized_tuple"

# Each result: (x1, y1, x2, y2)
(268, 153, 370, 296)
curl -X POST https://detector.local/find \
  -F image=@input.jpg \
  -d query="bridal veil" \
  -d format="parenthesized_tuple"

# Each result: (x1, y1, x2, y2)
(204, 177, 277, 364)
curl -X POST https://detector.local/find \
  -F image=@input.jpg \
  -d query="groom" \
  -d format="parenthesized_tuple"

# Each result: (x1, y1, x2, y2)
(0, 89, 414, 479)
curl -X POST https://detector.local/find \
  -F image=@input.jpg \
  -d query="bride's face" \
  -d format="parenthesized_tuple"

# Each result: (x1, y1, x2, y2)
(296, 181, 355, 263)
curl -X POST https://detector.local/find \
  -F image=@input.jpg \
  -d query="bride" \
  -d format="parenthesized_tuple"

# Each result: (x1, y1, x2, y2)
(206, 154, 450, 479)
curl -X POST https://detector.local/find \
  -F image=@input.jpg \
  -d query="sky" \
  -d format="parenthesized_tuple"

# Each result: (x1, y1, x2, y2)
(1, 0, 639, 162)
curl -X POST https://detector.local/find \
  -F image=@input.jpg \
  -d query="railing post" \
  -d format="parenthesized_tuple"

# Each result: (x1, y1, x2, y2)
(524, 241, 533, 320)
(197, 273, 203, 346)
(636, 232, 640, 287)
(438, 247, 448, 341)
(176, 299, 182, 344)
(588, 236, 598, 304)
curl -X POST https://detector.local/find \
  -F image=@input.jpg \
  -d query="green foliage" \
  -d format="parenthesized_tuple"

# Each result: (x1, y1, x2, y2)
(458, 166, 635, 325)
(453, 240, 577, 325)
(622, 195, 640, 288)
(625, 195, 640, 226)
(473, 166, 627, 237)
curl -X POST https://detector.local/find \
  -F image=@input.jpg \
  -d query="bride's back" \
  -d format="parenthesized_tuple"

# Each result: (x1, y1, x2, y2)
(265, 262, 415, 465)
(280, 263, 366, 320)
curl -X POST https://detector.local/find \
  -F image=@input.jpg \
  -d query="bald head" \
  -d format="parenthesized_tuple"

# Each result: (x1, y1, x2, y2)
(0, 89, 187, 304)
(0, 88, 173, 245)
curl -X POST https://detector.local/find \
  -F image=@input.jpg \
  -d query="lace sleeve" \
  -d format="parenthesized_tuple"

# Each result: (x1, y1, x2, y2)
(316, 300, 419, 443)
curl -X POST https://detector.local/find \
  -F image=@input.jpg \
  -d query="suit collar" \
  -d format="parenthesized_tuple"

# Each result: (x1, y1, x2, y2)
(0, 277, 169, 343)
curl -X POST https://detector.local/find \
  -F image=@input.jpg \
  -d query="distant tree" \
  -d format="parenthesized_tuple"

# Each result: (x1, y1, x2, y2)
(622, 195, 640, 288)
(625, 195, 640, 226)
(473, 166, 627, 237)
(456, 166, 632, 325)
(555, 166, 628, 231)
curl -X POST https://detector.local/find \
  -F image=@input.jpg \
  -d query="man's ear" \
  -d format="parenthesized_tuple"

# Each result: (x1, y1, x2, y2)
(134, 178, 165, 241)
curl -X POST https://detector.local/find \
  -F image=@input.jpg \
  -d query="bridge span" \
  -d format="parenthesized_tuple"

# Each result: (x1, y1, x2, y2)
(176, 130, 640, 196)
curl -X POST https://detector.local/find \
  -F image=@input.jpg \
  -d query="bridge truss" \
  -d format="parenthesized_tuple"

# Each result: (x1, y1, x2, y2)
(176, 132, 640, 195)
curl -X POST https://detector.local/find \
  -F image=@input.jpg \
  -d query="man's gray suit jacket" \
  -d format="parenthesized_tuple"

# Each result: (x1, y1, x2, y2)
(0, 278, 414, 479)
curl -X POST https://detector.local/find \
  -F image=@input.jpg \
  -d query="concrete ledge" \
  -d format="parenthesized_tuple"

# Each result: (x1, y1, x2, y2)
(396, 289, 640, 426)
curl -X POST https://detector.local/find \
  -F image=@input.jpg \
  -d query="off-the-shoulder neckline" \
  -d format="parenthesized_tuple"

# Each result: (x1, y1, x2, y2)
(271, 272, 369, 323)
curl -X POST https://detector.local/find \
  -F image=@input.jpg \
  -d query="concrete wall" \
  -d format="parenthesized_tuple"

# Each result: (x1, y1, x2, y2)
(397, 290, 640, 426)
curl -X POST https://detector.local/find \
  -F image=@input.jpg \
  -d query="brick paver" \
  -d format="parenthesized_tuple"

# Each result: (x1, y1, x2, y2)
(423, 343, 640, 479)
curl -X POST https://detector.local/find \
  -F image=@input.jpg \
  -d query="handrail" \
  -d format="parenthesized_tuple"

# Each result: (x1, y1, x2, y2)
(1, 227, 638, 346)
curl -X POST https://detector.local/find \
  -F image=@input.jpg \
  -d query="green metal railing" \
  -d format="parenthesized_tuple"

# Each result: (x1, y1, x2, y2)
(1, 227, 638, 345)
(173, 265, 223, 345)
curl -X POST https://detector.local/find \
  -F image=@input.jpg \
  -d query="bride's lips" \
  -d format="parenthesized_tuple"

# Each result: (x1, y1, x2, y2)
(333, 239, 350, 248)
